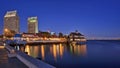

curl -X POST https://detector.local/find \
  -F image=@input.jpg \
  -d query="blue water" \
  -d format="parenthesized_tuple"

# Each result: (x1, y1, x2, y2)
(20, 40, 120, 68)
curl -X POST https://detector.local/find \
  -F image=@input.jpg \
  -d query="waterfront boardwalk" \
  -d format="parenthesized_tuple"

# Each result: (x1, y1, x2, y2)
(0, 40, 55, 68)
(0, 45, 28, 68)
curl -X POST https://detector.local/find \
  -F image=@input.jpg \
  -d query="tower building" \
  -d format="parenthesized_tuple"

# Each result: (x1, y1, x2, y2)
(4, 10, 19, 34)
(28, 17, 38, 33)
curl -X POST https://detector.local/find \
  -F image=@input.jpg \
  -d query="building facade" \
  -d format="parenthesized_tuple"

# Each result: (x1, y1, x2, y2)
(28, 17, 38, 33)
(4, 10, 19, 34)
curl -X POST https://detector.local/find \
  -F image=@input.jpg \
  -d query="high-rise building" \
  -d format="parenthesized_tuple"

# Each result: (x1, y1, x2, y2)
(4, 10, 19, 34)
(28, 17, 38, 33)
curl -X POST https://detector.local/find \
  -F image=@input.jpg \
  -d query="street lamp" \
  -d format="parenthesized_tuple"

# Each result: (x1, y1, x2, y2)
(4, 28, 9, 39)
(4, 28, 8, 32)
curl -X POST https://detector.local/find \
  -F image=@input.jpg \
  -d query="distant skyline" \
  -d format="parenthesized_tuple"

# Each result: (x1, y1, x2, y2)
(0, 0, 120, 39)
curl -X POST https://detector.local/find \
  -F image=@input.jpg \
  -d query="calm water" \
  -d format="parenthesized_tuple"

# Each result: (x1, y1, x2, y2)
(19, 40, 120, 68)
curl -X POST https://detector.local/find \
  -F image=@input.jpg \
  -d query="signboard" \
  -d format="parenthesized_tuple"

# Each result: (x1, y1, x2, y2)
(29, 19, 37, 22)
(29, 17, 37, 22)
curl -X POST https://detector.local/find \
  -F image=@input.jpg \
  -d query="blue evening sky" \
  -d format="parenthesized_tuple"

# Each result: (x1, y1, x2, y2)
(0, 0, 120, 39)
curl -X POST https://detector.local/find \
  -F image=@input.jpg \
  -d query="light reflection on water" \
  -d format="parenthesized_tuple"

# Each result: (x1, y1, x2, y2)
(16, 40, 120, 68)
(24, 45, 39, 58)
(19, 43, 87, 61)
(41, 45, 45, 60)
(17, 43, 87, 68)
(69, 44, 87, 56)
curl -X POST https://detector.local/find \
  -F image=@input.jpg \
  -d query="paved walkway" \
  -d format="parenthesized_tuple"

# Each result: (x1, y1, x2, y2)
(0, 45, 28, 68)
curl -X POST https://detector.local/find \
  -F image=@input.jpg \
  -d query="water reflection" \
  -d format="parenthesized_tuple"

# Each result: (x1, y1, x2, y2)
(68, 44, 87, 56)
(19, 43, 87, 61)
(25, 45, 30, 55)
(24, 45, 39, 57)
(41, 45, 45, 60)
(60, 44, 64, 58)
(53, 44, 57, 60)
(16, 41, 120, 68)
(50, 44, 65, 60)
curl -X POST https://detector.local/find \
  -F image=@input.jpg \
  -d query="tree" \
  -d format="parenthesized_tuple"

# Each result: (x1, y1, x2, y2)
(59, 32, 63, 38)
(4, 29, 16, 37)
(10, 30, 16, 36)
(0, 35, 3, 38)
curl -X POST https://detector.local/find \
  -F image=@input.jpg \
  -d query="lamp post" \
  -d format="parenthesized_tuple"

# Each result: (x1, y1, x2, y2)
(4, 28, 8, 32)
(4, 28, 9, 40)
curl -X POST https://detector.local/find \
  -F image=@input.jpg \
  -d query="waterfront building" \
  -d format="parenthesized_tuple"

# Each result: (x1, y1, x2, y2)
(22, 33, 38, 41)
(4, 10, 19, 34)
(68, 30, 86, 44)
(22, 33, 37, 38)
(28, 17, 38, 33)
(37, 31, 51, 38)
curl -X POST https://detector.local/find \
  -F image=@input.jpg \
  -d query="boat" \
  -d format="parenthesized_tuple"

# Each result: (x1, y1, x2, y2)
(67, 30, 86, 44)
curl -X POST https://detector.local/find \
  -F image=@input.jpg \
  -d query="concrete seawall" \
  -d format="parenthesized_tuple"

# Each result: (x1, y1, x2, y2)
(5, 45, 55, 68)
